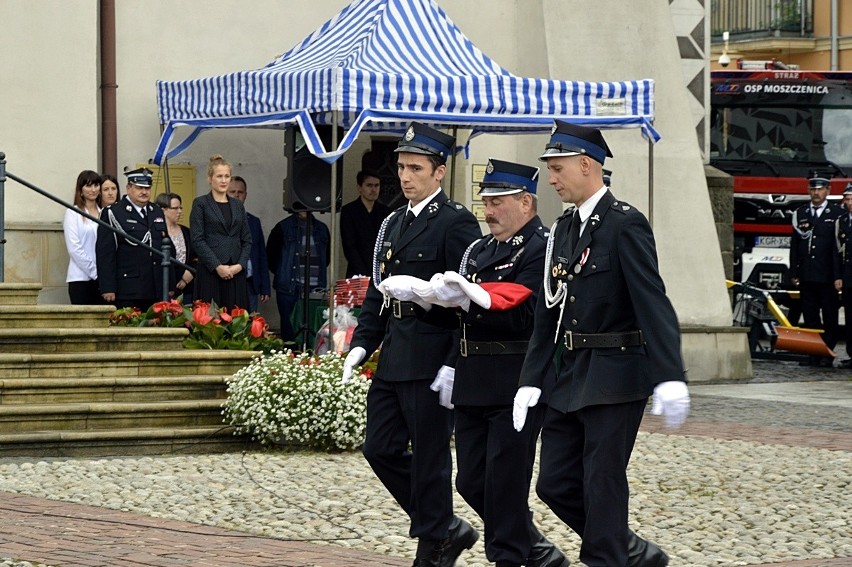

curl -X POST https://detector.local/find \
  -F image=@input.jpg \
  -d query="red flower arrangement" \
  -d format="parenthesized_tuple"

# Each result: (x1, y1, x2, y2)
(110, 299, 283, 353)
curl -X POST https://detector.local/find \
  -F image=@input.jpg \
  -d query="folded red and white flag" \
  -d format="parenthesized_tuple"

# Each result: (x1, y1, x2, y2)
(442, 271, 532, 311)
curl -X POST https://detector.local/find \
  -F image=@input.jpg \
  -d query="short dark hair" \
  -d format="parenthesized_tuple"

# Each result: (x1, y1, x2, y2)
(232, 175, 247, 188)
(155, 192, 181, 209)
(356, 169, 380, 186)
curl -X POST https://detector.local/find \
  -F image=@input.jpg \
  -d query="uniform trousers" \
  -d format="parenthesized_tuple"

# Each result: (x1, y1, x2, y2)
(536, 399, 646, 567)
(68, 280, 102, 305)
(454, 403, 545, 564)
(843, 280, 852, 355)
(362, 376, 454, 541)
(799, 281, 839, 349)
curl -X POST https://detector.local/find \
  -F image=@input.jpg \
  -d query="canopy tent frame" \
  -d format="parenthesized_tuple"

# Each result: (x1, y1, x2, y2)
(152, 0, 661, 343)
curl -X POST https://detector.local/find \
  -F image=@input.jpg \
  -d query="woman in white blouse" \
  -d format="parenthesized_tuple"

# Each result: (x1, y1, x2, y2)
(63, 170, 102, 304)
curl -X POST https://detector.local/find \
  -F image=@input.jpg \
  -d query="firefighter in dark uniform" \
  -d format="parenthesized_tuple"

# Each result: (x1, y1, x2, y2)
(834, 183, 852, 367)
(434, 159, 569, 567)
(341, 122, 482, 567)
(96, 167, 167, 310)
(790, 176, 843, 366)
(513, 121, 689, 567)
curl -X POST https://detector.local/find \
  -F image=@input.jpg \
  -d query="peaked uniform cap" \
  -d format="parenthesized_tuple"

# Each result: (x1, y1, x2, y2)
(540, 120, 613, 164)
(478, 158, 539, 196)
(395, 122, 455, 162)
(808, 176, 831, 190)
(125, 167, 154, 188)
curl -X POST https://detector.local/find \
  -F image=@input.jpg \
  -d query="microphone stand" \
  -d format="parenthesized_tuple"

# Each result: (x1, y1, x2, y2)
(294, 212, 313, 351)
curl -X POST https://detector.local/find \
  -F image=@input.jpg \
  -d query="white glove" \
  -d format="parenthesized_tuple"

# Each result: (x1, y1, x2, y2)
(443, 270, 491, 309)
(512, 386, 541, 431)
(651, 381, 690, 428)
(430, 365, 455, 409)
(341, 347, 366, 384)
(411, 273, 470, 309)
(377, 275, 433, 310)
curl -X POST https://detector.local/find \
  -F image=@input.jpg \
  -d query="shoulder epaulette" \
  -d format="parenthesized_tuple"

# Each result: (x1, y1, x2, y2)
(610, 200, 633, 214)
(532, 225, 549, 241)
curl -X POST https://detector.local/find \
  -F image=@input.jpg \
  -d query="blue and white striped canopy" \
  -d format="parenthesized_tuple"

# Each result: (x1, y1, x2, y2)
(154, 0, 659, 165)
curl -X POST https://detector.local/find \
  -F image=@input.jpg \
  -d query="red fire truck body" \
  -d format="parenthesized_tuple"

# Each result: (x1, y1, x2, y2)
(710, 64, 852, 289)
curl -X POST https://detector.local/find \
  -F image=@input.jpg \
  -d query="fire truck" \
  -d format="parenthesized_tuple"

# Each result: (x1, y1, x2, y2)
(710, 59, 852, 293)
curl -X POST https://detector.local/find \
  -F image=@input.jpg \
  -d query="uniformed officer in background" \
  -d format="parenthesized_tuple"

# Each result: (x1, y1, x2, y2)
(513, 121, 689, 567)
(834, 183, 852, 367)
(97, 167, 166, 310)
(790, 175, 843, 366)
(341, 122, 482, 567)
(432, 158, 568, 567)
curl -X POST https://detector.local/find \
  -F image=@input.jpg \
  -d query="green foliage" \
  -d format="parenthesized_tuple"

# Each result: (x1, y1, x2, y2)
(110, 299, 284, 353)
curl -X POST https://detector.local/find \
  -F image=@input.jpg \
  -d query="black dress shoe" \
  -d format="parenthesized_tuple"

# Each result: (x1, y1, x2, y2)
(413, 517, 479, 567)
(627, 532, 669, 567)
(526, 537, 570, 567)
(440, 516, 479, 566)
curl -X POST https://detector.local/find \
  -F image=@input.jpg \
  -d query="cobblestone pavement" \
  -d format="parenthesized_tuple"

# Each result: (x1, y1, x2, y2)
(0, 360, 849, 567)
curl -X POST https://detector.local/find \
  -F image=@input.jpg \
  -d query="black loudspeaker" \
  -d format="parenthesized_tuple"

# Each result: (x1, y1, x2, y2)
(283, 125, 344, 212)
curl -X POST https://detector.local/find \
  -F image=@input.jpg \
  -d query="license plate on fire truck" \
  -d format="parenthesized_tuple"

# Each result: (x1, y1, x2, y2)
(755, 236, 790, 248)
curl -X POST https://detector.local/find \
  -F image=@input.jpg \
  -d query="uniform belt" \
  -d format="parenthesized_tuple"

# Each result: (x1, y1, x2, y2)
(563, 330, 644, 351)
(391, 299, 418, 318)
(460, 339, 529, 357)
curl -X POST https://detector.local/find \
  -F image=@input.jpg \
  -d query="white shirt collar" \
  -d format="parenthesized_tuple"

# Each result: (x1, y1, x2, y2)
(576, 185, 609, 224)
(407, 186, 442, 217)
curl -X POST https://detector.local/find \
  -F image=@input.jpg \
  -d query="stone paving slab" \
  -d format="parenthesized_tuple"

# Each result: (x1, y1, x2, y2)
(0, 491, 409, 567)
(0, 375, 849, 567)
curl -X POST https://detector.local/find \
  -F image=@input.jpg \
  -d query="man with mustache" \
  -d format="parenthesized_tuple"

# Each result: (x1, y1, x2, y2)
(431, 158, 569, 567)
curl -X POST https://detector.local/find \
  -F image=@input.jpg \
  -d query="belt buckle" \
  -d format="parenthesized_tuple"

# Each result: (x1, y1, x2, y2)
(460, 339, 468, 357)
(392, 300, 402, 319)
(564, 331, 574, 351)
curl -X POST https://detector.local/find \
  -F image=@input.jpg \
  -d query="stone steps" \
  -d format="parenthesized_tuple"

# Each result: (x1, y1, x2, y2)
(0, 374, 230, 404)
(0, 399, 227, 432)
(0, 283, 40, 305)
(0, 426, 254, 457)
(0, 327, 190, 353)
(0, 304, 115, 328)
(0, 282, 258, 457)
(0, 350, 255, 378)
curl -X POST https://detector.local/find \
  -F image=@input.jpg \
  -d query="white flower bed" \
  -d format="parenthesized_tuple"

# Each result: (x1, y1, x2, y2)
(223, 350, 371, 451)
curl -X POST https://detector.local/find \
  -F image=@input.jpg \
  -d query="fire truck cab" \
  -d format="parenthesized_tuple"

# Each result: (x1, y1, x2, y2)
(710, 60, 852, 292)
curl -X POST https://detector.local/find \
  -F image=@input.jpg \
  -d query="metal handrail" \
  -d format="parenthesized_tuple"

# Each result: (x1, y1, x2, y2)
(0, 151, 194, 302)
(711, 0, 813, 38)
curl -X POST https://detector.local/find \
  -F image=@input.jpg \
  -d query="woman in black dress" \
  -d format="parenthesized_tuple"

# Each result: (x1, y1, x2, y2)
(190, 155, 251, 310)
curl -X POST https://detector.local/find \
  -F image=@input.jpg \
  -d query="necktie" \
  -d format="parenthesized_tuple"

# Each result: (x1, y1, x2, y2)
(400, 211, 415, 236)
(141, 207, 148, 222)
(566, 211, 581, 256)
(811, 206, 818, 220)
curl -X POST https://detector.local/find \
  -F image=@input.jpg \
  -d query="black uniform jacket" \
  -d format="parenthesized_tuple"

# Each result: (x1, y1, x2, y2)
(519, 190, 686, 413)
(96, 196, 167, 301)
(790, 203, 843, 283)
(453, 215, 553, 406)
(837, 212, 852, 281)
(190, 193, 252, 273)
(350, 190, 482, 382)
